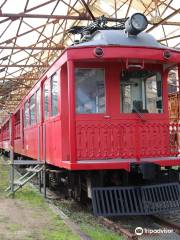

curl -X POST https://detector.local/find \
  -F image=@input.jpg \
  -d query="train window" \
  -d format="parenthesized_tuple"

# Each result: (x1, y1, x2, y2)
(120, 70, 163, 113)
(24, 101, 29, 127)
(168, 67, 178, 94)
(14, 110, 20, 139)
(30, 94, 35, 125)
(51, 73, 58, 116)
(36, 89, 41, 123)
(75, 68, 105, 113)
(44, 81, 49, 119)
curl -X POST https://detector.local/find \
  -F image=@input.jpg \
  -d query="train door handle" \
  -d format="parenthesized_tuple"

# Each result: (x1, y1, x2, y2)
(104, 115, 111, 119)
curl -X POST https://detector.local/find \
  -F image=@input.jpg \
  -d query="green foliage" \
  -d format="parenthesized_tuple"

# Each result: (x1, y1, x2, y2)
(16, 187, 46, 207)
(81, 224, 123, 240)
(42, 227, 80, 240)
(55, 200, 124, 240)
(0, 157, 9, 196)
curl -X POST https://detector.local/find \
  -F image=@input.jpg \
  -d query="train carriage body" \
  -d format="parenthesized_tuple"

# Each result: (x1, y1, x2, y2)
(0, 13, 180, 216)
(6, 29, 180, 171)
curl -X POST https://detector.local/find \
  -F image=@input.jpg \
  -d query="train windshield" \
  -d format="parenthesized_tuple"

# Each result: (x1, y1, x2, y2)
(120, 69, 163, 113)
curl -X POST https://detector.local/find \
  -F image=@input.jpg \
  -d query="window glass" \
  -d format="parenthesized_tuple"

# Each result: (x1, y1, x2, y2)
(120, 70, 163, 113)
(44, 81, 49, 119)
(30, 94, 35, 125)
(75, 68, 105, 113)
(14, 110, 20, 139)
(36, 89, 41, 123)
(51, 73, 58, 116)
(24, 101, 29, 127)
(168, 67, 179, 94)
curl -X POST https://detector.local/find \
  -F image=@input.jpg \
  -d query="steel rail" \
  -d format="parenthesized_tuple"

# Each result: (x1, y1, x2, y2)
(150, 215, 180, 234)
(101, 217, 137, 240)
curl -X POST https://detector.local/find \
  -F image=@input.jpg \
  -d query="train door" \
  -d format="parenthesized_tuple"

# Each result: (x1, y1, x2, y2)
(21, 108, 25, 149)
(23, 100, 29, 154)
(75, 63, 112, 160)
(36, 88, 41, 161)
(42, 78, 49, 162)
(41, 73, 61, 165)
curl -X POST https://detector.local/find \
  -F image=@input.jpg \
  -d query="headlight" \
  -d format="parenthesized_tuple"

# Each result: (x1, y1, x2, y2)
(125, 13, 148, 35)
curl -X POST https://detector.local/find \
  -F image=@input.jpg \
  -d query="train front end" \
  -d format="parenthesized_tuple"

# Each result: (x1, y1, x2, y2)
(65, 13, 180, 216)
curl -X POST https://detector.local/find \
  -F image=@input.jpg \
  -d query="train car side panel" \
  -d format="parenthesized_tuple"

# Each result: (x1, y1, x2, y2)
(45, 118, 62, 166)
(43, 69, 63, 167)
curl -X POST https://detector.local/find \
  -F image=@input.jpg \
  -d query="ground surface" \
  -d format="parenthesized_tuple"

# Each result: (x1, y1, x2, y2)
(0, 156, 123, 240)
(0, 157, 80, 240)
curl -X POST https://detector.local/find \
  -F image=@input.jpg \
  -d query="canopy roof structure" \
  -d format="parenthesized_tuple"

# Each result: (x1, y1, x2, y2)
(0, 0, 179, 122)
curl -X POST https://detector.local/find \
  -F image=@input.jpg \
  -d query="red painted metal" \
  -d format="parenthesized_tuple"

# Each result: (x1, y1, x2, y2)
(67, 60, 77, 164)
(0, 45, 180, 171)
(76, 122, 180, 159)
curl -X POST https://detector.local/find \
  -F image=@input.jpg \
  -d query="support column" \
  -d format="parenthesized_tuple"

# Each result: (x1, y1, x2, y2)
(39, 171, 42, 193)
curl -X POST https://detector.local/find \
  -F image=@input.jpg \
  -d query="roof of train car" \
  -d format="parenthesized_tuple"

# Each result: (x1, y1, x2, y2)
(73, 30, 169, 49)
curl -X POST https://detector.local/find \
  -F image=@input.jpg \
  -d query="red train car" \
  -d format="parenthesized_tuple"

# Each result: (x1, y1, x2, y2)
(1, 13, 180, 216)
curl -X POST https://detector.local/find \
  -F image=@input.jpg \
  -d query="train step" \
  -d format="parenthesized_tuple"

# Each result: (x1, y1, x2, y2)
(6, 164, 44, 195)
(92, 182, 180, 216)
(26, 167, 44, 173)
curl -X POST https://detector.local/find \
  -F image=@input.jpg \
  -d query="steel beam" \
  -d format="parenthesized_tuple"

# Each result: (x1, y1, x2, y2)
(0, 13, 127, 22)
(161, 21, 180, 26)
(80, 0, 96, 21)
(0, 77, 37, 81)
(0, 0, 58, 25)
(0, 46, 65, 50)
(0, 64, 48, 67)
(159, 34, 180, 42)
(125, 0, 133, 18)
(147, 8, 180, 32)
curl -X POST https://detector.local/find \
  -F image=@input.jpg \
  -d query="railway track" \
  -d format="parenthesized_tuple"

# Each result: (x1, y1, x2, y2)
(42, 185, 180, 240)
(100, 214, 180, 240)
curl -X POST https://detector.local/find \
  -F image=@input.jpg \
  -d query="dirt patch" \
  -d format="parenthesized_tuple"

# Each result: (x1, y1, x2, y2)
(0, 157, 80, 240)
(0, 198, 50, 240)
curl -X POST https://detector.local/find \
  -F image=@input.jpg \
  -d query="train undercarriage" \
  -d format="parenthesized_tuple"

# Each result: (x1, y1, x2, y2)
(1, 146, 180, 217)
(46, 162, 180, 216)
